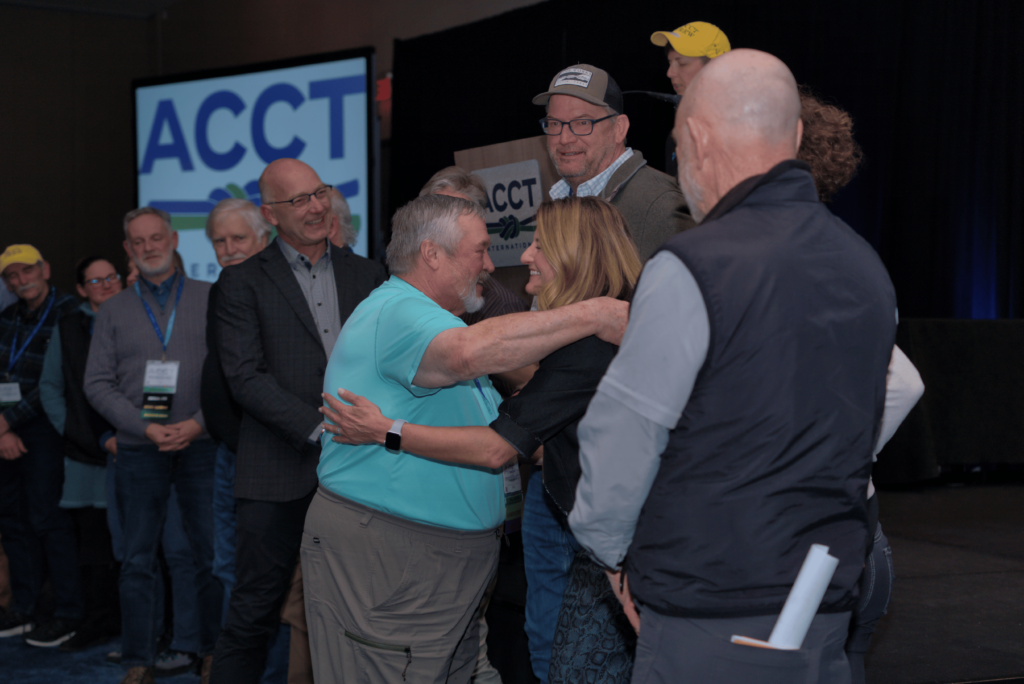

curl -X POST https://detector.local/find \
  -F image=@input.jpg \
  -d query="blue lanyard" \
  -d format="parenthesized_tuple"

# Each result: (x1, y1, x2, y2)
(473, 378, 497, 415)
(134, 274, 184, 361)
(7, 289, 56, 375)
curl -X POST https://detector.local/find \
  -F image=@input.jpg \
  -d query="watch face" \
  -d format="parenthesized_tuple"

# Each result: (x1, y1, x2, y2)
(385, 431, 401, 451)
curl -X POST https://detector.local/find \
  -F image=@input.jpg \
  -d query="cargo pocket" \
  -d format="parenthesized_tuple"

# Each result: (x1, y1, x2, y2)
(345, 631, 413, 681)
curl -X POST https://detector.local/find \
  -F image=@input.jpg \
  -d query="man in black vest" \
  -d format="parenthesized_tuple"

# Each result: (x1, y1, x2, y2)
(569, 49, 897, 683)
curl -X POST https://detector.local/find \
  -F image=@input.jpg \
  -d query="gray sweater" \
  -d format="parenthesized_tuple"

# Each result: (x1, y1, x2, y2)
(84, 274, 211, 447)
(601, 150, 696, 261)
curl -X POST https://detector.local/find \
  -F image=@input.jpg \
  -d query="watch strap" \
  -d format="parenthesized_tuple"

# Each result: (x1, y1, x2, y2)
(385, 419, 407, 451)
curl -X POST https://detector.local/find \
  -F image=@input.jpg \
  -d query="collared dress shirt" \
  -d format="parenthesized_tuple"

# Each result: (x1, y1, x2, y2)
(548, 148, 634, 200)
(277, 239, 341, 358)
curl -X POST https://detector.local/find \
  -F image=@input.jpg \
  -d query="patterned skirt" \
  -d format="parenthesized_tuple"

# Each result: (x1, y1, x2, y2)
(549, 550, 637, 684)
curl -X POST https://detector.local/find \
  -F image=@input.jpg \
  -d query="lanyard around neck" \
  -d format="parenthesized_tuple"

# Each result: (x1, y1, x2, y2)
(7, 288, 56, 375)
(134, 274, 184, 362)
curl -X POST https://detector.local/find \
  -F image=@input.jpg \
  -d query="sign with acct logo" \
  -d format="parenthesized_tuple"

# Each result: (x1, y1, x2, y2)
(134, 50, 374, 282)
(472, 160, 541, 267)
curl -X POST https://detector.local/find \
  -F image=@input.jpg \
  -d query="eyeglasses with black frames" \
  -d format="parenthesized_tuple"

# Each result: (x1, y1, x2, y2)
(539, 114, 616, 136)
(265, 186, 332, 209)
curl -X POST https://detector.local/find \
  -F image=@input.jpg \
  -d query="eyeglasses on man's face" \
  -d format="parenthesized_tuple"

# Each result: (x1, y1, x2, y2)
(85, 274, 122, 286)
(266, 186, 331, 210)
(539, 114, 616, 136)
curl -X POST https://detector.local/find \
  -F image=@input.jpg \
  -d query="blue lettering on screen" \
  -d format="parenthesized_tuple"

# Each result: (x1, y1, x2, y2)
(195, 90, 247, 171)
(309, 76, 365, 160)
(252, 83, 306, 162)
(140, 100, 194, 173)
(140, 76, 368, 174)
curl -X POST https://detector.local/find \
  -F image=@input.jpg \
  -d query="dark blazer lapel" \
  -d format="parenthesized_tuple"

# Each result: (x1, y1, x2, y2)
(261, 238, 322, 344)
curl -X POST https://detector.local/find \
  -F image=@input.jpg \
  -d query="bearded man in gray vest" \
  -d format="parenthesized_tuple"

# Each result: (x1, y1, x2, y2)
(569, 49, 897, 684)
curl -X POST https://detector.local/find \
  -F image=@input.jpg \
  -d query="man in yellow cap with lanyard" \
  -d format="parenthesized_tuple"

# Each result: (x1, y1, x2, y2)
(650, 21, 732, 175)
(0, 244, 82, 645)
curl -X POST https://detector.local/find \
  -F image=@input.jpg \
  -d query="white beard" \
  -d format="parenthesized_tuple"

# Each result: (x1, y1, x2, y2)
(461, 273, 488, 314)
(135, 251, 174, 279)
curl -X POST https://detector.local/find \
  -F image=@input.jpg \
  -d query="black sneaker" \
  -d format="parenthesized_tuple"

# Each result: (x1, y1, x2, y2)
(24, 617, 77, 647)
(60, 622, 118, 651)
(0, 612, 35, 638)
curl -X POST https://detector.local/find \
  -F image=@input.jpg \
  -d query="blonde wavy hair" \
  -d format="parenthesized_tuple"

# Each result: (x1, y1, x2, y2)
(533, 197, 642, 311)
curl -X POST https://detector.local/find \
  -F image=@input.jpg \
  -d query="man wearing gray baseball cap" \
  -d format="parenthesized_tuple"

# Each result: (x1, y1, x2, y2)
(535, 64, 695, 261)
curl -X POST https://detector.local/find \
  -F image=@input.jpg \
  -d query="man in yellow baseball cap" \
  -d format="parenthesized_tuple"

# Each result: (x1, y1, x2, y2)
(651, 21, 731, 98)
(649, 22, 732, 176)
(0, 243, 82, 644)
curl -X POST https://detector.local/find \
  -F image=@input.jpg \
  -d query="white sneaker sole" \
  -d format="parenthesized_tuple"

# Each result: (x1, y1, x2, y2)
(25, 630, 76, 647)
(0, 623, 34, 638)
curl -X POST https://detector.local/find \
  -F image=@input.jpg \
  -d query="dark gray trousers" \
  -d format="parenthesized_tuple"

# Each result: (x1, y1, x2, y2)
(631, 610, 852, 684)
(301, 486, 500, 684)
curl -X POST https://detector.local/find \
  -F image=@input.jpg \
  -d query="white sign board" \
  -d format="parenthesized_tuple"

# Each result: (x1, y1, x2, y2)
(472, 160, 541, 267)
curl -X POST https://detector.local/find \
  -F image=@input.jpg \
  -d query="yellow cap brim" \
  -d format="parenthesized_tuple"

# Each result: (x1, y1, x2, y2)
(650, 31, 674, 47)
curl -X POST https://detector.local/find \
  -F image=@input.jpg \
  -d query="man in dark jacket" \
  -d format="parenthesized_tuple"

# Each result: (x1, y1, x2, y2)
(200, 198, 294, 683)
(534, 64, 695, 261)
(570, 50, 897, 684)
(209, 159, 386, 684)
(0, 244, 82, 645)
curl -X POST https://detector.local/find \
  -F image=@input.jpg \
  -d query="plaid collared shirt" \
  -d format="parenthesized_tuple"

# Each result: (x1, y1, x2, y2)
(0, 287, 79, 430)
(548, 148, 634, 200)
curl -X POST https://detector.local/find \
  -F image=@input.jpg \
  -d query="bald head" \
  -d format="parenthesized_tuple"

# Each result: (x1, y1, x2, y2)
(674, 49, 803, 221)
(258, 158, 332, 257)
(681, 49, 801, 150)
(259, 158, 321, 203)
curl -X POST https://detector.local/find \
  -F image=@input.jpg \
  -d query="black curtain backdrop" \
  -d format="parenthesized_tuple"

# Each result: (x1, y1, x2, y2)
(391, 0, 1024, 319)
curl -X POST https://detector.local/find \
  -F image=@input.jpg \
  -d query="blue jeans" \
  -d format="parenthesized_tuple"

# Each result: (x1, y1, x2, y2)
(846, 523, 894, 684)
(109, 450, 204, 650)
(116, 440, 222, 667)
(0, 417, 82, 620)
(522, 468, 579, 683)
(164, 488, 201, 654)
(212, 443, 290, 684)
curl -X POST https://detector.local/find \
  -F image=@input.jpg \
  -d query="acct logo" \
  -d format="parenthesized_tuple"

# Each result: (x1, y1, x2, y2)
(150, 179, 361, 234)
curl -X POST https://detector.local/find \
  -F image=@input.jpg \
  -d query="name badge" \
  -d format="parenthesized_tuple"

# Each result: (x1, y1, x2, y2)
(0, 382, 22, 408)
(502, 461, 524, 533)
(141, 360, 179, 421)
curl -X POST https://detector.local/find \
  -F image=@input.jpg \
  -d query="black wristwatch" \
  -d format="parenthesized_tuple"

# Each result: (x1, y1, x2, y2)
(385, 419, 407, 452)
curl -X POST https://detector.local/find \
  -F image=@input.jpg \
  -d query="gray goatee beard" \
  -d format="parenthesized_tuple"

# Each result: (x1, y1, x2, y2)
(135, 251, 174, 279)
(461, 272, 488, 314)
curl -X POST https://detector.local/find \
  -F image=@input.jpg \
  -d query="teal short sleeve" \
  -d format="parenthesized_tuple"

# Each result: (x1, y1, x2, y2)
(375, 296, 464, 396)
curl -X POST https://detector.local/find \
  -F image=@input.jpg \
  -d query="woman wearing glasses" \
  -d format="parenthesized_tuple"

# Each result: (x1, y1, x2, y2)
(320, 196, 642, 683)
(37, 256, 124, 650)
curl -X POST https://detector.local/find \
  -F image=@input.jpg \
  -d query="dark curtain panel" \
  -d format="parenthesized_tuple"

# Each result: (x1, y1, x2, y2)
(391, 0, 1024, 319)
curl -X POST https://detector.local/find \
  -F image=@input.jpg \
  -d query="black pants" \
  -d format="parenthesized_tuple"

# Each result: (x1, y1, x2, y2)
(0, 417, 82, 620)
(210, 491, 314, 684)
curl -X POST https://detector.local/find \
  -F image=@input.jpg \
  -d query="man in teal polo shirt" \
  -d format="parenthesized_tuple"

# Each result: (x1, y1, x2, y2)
(302, 194, 626, 684)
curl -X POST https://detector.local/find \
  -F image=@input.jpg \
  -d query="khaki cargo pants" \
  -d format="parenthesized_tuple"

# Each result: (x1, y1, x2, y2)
(301, 486, 499, 684)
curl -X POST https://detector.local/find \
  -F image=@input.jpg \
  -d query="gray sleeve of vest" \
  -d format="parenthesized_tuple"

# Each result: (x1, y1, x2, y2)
(569, 253, 710, 569)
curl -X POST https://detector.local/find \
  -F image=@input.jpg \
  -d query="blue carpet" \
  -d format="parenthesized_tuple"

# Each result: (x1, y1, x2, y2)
(0, 636, 199, 684)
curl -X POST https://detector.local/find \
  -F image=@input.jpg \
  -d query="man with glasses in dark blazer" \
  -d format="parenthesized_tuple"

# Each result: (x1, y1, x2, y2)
(209, 158, 385, 684)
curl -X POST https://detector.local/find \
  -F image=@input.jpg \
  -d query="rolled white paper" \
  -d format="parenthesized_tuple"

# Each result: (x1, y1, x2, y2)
(767, 543, 840, 650)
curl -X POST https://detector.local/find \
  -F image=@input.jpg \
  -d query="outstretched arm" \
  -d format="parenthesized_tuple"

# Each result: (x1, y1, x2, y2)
(412, 297, 628, 389)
